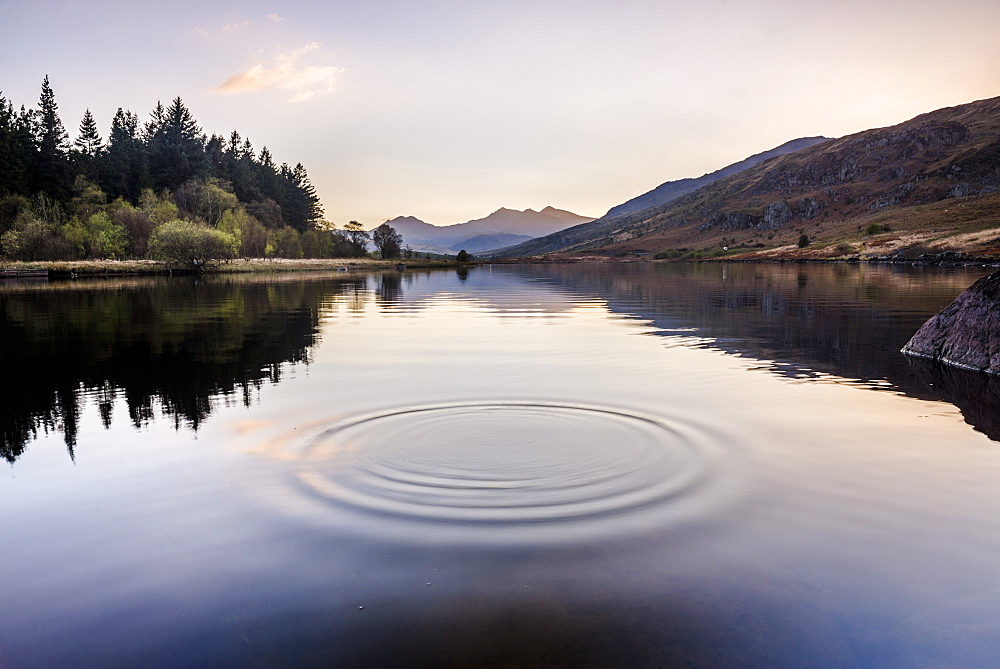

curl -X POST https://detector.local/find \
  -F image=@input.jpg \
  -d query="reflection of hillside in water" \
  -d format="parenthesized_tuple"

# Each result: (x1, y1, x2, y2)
(508, 263, 992, 400)
(0, 275, 366, 463)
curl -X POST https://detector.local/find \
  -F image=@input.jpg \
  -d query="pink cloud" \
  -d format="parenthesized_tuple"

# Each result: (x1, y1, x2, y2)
(217, 43, 344, 103)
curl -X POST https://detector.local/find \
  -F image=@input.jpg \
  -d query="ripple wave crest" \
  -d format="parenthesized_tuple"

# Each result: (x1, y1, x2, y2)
(291, 402, 720, 539)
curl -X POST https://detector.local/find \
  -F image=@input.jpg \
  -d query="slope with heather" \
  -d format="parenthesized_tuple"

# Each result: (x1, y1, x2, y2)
(499, 96, 1000, 260)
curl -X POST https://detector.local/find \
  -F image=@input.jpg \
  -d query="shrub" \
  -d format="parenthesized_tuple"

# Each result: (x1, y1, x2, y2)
(148, 220, 238, 270)
(266, 226, 304, 259)
(798, 233, 810, 248)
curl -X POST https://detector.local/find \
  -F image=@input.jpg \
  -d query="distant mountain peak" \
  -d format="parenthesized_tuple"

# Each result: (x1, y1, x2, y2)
(377, 206, 596, 254)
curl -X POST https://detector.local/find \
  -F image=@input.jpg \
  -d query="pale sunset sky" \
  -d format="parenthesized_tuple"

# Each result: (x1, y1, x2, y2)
(3, 0, 999, 226)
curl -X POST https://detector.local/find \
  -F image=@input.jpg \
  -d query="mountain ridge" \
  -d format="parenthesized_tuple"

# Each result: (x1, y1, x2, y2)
(497, 95, 1000, 259)
(380, 206, 595, 253)
(606, 136, 831, 217)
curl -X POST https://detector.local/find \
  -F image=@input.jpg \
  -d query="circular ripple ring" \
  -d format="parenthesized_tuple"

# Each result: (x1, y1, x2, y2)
(290, 402, 714, 533)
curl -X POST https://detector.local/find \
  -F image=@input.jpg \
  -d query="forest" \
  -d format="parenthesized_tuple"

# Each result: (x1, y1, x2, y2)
(0, 76, 390, 262)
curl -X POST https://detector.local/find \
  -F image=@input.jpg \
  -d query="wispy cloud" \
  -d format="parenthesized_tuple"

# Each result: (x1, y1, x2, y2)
(267, 13, 283, 22)
(216, 43, 344, 103)
(194, 18, 250, 38)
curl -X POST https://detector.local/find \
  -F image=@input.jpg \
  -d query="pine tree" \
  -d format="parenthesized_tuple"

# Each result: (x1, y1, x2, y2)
(105, 107, 144, 200)
(145, 97, 207, 191)
(143, 100, 165, 142)
(280, 162, 323, 231)
(0, 94, 31, 195)
(74, 109, 103, 156)
(31, 75, 70, 198)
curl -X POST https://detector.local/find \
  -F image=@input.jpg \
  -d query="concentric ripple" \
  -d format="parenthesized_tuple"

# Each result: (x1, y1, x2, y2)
(287, 402, 722, 538)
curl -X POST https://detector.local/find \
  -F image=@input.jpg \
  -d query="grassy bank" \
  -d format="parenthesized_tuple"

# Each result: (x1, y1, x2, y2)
(0, 257, 463, 277)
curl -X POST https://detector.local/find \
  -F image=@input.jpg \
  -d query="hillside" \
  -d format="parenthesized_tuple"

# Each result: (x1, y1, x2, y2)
(382, 206, 594, 253)
(499, 96, 1000, 260)
(606, 136, 830, 217)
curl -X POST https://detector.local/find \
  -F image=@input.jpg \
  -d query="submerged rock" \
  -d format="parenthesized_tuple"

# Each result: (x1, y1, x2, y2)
(902, 270, 1000, 374)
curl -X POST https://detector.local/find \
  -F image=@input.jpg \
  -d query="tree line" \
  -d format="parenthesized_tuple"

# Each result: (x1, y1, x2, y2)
(0, 76, 406, 263)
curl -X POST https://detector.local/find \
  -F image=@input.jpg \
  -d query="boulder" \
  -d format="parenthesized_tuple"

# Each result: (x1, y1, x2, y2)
(902, 270, 1000, 374)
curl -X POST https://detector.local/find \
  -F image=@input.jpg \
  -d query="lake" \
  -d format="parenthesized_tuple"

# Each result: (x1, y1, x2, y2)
(2, 262, 1000, 666)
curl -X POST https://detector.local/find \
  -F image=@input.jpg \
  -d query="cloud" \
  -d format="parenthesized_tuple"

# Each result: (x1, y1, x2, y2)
(194, 18, 250, 38)
(267, 13, 283, 22)
(216, 43, 344, 103)
(222, 20, 250, 32)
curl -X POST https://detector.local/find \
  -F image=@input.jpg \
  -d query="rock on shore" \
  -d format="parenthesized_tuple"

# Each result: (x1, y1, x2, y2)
(902, 270, 1000, 374)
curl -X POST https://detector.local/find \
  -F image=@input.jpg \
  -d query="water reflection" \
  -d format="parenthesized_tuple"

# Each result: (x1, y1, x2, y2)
(0, 275, 340, 462)
(908, 356, 1000, 441)
(289, 401, 722, 542)
(501, 262, 991, 397)
(6, 263, 1000, 667)
(3, 263, 997, 465)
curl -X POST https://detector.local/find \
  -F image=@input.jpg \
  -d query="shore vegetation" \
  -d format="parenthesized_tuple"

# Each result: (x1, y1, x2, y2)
(0, 76, 408, 269)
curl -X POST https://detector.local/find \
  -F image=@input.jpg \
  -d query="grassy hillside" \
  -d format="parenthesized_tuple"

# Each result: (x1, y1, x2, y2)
(501, 96, 1000, 260)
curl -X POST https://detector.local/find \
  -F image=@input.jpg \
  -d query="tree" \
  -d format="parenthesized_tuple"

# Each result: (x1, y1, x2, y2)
(32, 75, 70, 198)
(73, 108, 104, 181)
(456, 249, 471, 262)
(74, 109, 103, 156)
(371, 222, 403, 259)
(0, 95, 31, 195)
(110, 201, 154, 257)
(218, 207, 267, 258)
(278, 162, 322, 231)
(266, 226, 303, 259)
(105, 107, 144, 200)
(148, 219, 237, 270)
(145, 97, 207, 191)
(343, 220, 370, 257)
(798, 233, 810, 248)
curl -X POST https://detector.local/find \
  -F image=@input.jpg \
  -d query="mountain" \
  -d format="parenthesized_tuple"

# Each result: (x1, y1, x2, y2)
(605, 137, 831, 217)
(380, 206, 594, 253)
(498, 96, 1000, 259)
(449, 233, 534, 253)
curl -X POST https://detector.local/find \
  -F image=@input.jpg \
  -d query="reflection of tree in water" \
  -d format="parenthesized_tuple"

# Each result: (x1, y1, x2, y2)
(0, 276, 359, 463)
(375, 272, 403, 304)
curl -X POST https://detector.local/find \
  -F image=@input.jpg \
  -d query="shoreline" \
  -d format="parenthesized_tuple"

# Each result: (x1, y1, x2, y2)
(4, 254, 999, 280)
(0, 257, 463, 278)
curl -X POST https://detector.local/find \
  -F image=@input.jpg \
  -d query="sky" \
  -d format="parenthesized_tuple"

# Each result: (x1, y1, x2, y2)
(3, 0, 1000, 227)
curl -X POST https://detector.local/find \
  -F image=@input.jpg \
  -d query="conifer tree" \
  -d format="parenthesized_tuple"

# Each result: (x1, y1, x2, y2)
(0, 94, 30, 195)
(74, 109, 103, 156)
(32, 75, 70, 198)
(105, 107, 143, 200)
(143, 100, 165, 142)
(145, 97, 206, 191)
(73, 108, 104, 182)
(281, 162, 323, 231)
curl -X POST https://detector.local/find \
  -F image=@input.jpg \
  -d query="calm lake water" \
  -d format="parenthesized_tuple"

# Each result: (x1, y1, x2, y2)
(3, 262, 1000, 666)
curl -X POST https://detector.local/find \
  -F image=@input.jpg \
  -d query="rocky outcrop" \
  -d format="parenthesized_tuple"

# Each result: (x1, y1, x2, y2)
(902, 270, 1000, 374)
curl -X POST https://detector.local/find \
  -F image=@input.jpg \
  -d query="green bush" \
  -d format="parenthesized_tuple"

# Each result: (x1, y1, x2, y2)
(148, 220, 237, 270)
